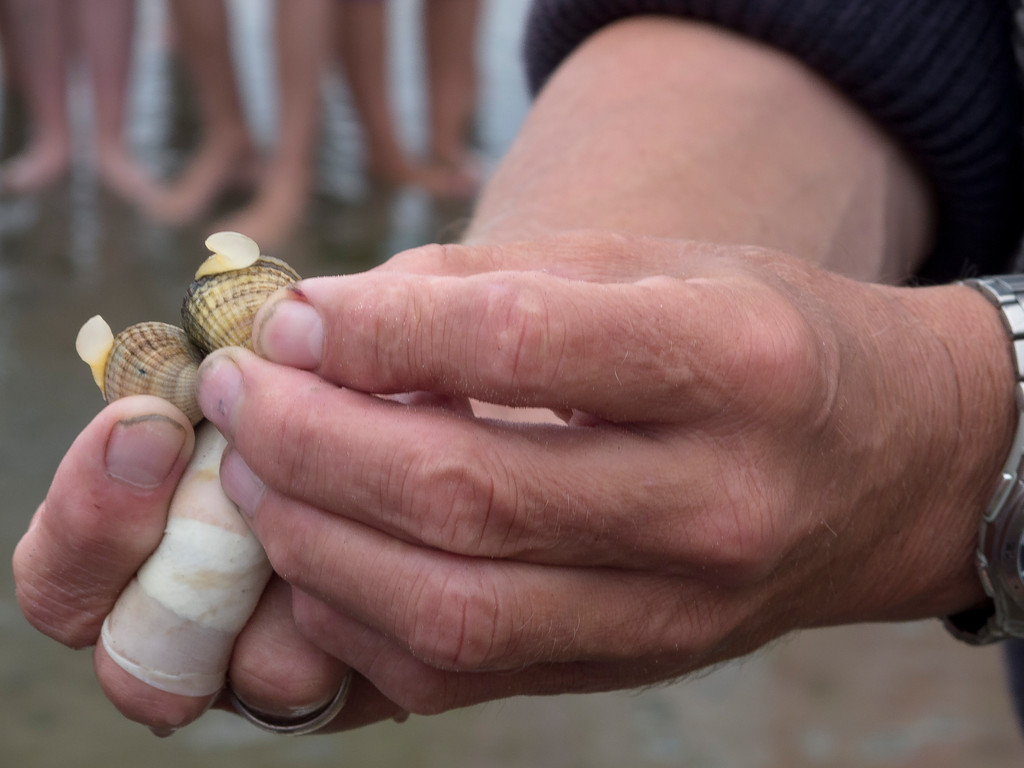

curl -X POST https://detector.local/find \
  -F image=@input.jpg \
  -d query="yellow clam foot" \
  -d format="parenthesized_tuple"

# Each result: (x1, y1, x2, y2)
(195, 231, 261, 279)
(75, 315, 115, 394)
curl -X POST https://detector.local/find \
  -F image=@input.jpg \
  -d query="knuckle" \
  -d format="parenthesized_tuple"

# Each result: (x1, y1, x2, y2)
(404, 571, 507, 671)
(660, 271, 829, 421)
(755, 307, 820, 385)
(696, 477, 783, 586)
(402, 438, 519, 557)
(13, 558, 101, 648)
(703, 531, 777, 585)
(15, 583, 96, 648)
(12, 506, 133, 649)
(629, 585, 711, 658)
(333, 276, 425, 389)
(250, 394, 333, 506)
(478, 279, 564, 393)
(731, 291, 828, 420)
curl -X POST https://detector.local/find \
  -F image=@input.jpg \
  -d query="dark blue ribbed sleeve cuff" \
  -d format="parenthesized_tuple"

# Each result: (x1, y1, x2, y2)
(523, 0, 1024, 282)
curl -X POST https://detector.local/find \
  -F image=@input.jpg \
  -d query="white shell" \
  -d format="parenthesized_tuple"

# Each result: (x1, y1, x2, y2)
(100, 423, 272, 696)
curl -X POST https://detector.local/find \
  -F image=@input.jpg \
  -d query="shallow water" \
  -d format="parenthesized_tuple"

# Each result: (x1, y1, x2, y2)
(1, 2, 1023, 766)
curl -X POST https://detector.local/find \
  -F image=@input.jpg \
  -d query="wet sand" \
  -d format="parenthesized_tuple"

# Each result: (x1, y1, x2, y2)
(1, 2, 1022, 766)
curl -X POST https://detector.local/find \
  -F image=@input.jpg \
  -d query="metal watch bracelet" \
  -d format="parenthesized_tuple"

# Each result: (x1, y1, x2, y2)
(944, 275, 1024, 644)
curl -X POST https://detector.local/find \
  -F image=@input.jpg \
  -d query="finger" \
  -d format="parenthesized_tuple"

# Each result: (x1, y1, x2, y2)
(250, 266, 819, 423)
(288, 587, 760, 717)
(226, 478, 732, 673)
(13, 396, 194, 648)
(374, 233, 725, 282)
(203, 352, 745, 572)
(222, 578, 407, 732)
(380, 390, 474, 415)
(221, 577, 349, 720)
(94, 641, 215, 732)
(314, 671, 410, 733)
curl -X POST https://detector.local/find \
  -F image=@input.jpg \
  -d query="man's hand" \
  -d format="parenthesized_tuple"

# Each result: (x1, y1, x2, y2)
(192, 230, 1012, 717)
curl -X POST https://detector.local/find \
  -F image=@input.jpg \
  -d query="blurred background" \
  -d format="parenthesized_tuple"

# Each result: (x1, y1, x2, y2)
(1, 1, 1023, 766)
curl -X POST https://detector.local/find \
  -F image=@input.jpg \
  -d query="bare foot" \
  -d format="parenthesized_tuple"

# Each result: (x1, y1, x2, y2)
(96, 143, 163, 210)
(144, 132, 259, 225)
(417, 156, 481, 199)
(214, 175, 310, 252)
(369, 155, 480, 199)
(0, 138, 70, 195)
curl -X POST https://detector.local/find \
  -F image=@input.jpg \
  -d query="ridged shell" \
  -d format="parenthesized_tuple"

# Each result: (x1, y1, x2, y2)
(104, 322, 205, 425)
(181, 256, 300, 353)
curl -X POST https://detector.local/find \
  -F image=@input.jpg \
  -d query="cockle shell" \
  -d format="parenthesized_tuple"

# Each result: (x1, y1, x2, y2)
(105, 321, 205, 425)
(75, 232, 300, 707)
(181, 256, 300, 353)
(77, 232, 300, 424)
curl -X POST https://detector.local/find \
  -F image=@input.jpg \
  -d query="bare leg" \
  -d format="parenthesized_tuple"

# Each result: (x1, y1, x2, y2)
(0, 0, 70, 194)
(336, 0, 476, 197)
(218, 0, 330, 249)
(0, 0, 28, 158)
(336, 1, 412, 185)
(0, 1, 22, 94)
(422, 0, 480, 195)
(74, 0, 162, 205)
(146, 0, 257, 224)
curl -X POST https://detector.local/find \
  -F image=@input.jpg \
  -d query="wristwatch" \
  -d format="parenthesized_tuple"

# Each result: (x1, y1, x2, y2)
(945, 275, 1024, 643)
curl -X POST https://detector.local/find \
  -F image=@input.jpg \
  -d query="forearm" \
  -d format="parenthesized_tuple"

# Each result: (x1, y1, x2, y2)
(465, 17, 1014, 621)
(467, 17, 933, 283)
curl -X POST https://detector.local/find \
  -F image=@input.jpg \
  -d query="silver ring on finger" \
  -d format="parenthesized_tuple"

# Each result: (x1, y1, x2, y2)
(229, 668, 353, 735)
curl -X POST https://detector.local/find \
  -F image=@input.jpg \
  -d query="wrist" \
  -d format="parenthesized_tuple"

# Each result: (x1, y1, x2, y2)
(861, 282, 1015, 620)
(942, 276, 1024, 642)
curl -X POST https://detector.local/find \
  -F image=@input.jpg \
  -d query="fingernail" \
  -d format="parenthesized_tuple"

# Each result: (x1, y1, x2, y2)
(105, 415, 187, 489)
(255, 293, 324, 369)
(197, 353, 243, 430)
(149, 727, 177, 738)
(220, 448, 265, 520)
